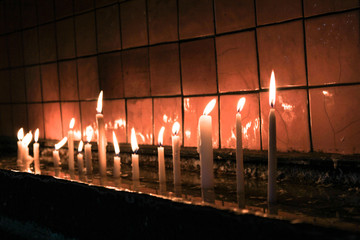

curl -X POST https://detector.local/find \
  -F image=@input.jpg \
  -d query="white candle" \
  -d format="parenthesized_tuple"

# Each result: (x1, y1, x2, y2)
(17, 128, 24, 168)
(113, 131, 121, 178)
(172, 122, 181, 186)
(131, 128, 140, 181)
(85, 126, 93, 174)
(158, 126, 166, 183)
(33, 128, 41, 174)
(197, 99, 216, 189)
(77, 140, 84, 174)
(22, 131, 33, 172)
(96, 91, 107, 176)
(268, 70, 277, 204)
(236, 97, 246, 194)
(53, 137, 67, 169)
(68, 118, 75, 172)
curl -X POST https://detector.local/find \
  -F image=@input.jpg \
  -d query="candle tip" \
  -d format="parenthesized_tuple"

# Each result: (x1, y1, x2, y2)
(17, 128, 24, 141)
(203, 99, 216, 115)
(96, 91, 103, 113)
(86, 126, 94, 143)
(69, 118, 75, 129)
(78, 140, 84, 152)
(172, 122, 180, 135)
(34, 128, 39, 142)
(55, 137, 68, 150)
(269, 70, 276, 107)
(237, 97, 246, 113)
(131, 128, 139, 153)
(113, 131, 120, 154)
(158, 126, 165, 146)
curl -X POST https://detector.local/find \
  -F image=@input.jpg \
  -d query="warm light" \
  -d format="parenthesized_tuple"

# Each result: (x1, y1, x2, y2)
(22, 132, 33, 146)
(269, 70, 276, 107)
(203, 99, 216, 115)
(55, 137, 68, 150)
(131, 128, 139, 153)
(113, 131, 120, 155)
(78, 140, 84, 152)
(96, 91, 103, 113)
(69, 118, 75, 129)
(158, 127, 165, 146)
(34, 128, 39, 142)
(17, 128, 24, 141)
(86, 126, 94, 143)
(237, 97, 246, 113)
(172, 122, 180, 135)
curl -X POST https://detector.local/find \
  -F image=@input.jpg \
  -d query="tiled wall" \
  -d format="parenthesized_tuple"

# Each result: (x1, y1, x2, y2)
(0, 0, 359, 154)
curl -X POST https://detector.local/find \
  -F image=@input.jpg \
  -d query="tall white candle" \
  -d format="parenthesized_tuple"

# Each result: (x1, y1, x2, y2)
(77, 140, 84, 174)
(131, 128, 140, 181)
(113, 131, 121, 178)
(268, 70, 277, 204)
(68, 118, 75, 172)
(236, 97, 246, 194)
(85, 126, 93, 174)
(158, 126, 166, 183)
(197, 99, 216, 190)
(172, 122, 181, 186)
(17, 128, 24, 168)
(96, 91, 107, 176)
(53, 137, 67, 169)
(22, 131, 33, 172)
(33, 128, 41, 174)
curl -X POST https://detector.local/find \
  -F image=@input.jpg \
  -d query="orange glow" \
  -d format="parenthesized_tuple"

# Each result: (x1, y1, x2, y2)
(22, 132, 33, 146)
(86, 126, 94, 143)
(55, 137, 68, 150)
(17, 128, 24, 141)
(34, 128, 39, 142)
(96, 90, 103, 113)
(78, 140, 84, 152)
(131, 128, 139, 153)
(269, 70, 276, 107)
(69, 118, 75, 129)
(172, 122, 180, 135)
(113, 131, 120, 155)
(203, 99, 216, 115)
(158, 126, 165, 146)
(237, 97, 246, 113)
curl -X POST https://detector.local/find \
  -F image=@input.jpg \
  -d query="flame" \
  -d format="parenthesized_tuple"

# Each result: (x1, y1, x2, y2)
(17, 128, 24, 141)
(78, 140, 84, 152)
(69, 118, 75, 129)
(203, 99, 216, 115)
(131, 128, 139, 153)
(113, 131, 120, 154)
(86, 126, 94, 143)
(269, 70, 276, 107)
(34, 128, 39, 142)
(237, 97, 246, 112)
(22, 132, 33, 146)
(158, 127, 165, 146)
(172, 122, 180, 135)
(185, 130, 191, 139)
(96, 91, 103, 113)
(55, 137, 68, 150)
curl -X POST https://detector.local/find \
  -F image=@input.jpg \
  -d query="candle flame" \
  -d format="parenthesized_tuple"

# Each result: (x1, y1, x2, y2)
(78, 140, 84, 152)
(158, 126, 165, 146)
(69, 118, 75, 129)
(34, 128, 39, 142)
(86, 126, 94, 143)
(113, 131, 120, 155)
(269, 70, 276, 107)
(17, 128, 24, 140)
(203, 99, 216, 115)
(172, 122, 180, 135)
(131, 128, 139, 153)
(55, 137, 68, 150)
(22, 132, 33, 146)
(96, 91, 103, 113)
(237, 97, 246, 112)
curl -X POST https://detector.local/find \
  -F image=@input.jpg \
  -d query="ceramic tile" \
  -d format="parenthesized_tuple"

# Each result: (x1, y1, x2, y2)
(0, 104, 13, 137)
(4, 0, 21, 32)
(39, 23, 57, 63)
(0, 36, 8, 68)
(55, 0, 73, 19)
(41, 63, 59, 102)
(25, 66, 42, 102)
(75, 12, 97, 57)
(96, 0, 117, 7)
(37, 0, 55, 24)
(27, 103, 45, 139)
(7, 32, 23, 67)
(77, 57, 100, 100)
(59, 60, 79, 101)
(0, 70, 11, 103)
(56, 18, 76, 60)
(80, 101, 97, 141)
(256, 0, 302, 25)
(12, 104, 28, 137)
(74, 0, 94, 13)
(61, 102, 81, 139)
(10, 68, 26, 103)
(0, 3, 4, 34)
(21, 0, 37, 28)
(23, 28, 39, 65)
(303, 0, 359, 17)
(43, 102, 63, 140)
(103, 99, 126, 143)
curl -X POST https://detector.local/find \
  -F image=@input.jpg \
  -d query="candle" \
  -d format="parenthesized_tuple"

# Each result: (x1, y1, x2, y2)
(17, 128, 24, 169)
(157, 126, 166, 183)
(33, 128, 41, 174)
(53, 137, 67, 169)
(236, 97, 246, 194)
(68, 118, 75, 172)
(113, 131, 121, 178)
(96, 91, 107, 176)
(197, 99, 216, 189)
(77, 140, 84, 174)
(131, 128, 140, 181)
(172, 122, 181, 186)
(22, 132, 33, 172)
(268, 70, 277, 203)
(85, 126, 93, 174)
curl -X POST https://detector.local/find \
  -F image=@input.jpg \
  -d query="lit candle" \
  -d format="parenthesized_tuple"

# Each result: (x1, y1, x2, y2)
(33, 128, 41, 174)
(22, 131, 33, 172)
(172, 122, 181, 186)
(96, 91, 107, 176)
(85, 126, 93, 175)
(197, 99, 216, 189)
(53, 137, 67, 169)
(268, 70, 277, 203)
(17, 128, 24, 169)
(157, 126, 166, 183)
(131, 128, 140, 181)
(236, 97, 246, 194)
(113, 131, 121, 178)
(68, 118, 75, 172)
(77, 140, 84, 174)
